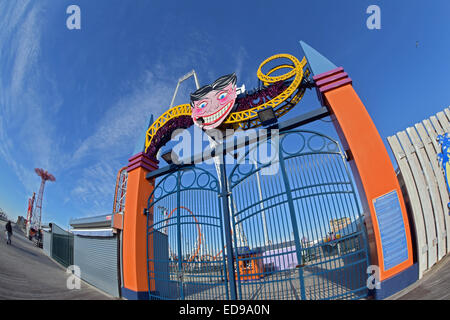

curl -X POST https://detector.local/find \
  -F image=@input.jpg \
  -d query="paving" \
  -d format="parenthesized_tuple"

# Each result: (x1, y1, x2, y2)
(388, 253, 450, 300)
(0, 220, 113, 300)
(1, 219, 449, 300)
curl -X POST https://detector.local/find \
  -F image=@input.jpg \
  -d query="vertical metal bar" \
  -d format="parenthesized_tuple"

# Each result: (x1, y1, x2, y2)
(176, 170, 184, 299)
(219, 146, 238, 300)
(278, 144, 307, 300)
(146, 199, 151, 300)
(218, 193, 230, 300)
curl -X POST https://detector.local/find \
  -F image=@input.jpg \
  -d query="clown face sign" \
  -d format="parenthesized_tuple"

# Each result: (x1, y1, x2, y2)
(190, 73, 237, 130)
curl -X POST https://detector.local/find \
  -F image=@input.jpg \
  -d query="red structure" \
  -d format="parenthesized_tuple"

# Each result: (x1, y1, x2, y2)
(113, 167, 128, 214)
(25, 192, 36, 237)
(32, 168, 55, 233)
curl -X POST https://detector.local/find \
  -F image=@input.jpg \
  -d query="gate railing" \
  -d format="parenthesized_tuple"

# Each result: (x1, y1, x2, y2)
(146, 166, 229, 300)
(146, 129, 370, 300)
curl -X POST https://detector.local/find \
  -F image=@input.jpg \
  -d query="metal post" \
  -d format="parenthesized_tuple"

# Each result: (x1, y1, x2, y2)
(278, 149, 306, 300)
(252, 159, 270, 246)
(176, 170, 184, 299)
(218, 145, 238, 300)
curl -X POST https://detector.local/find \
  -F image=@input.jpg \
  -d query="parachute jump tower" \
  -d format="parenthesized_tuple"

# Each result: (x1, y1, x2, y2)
(32, 168, 55, 233)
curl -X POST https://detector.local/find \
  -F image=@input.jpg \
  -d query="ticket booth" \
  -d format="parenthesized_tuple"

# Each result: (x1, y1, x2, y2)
(235, 247, 264, 281)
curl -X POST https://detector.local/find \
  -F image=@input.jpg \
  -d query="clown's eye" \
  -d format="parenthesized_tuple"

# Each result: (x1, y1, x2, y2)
(218, 92, 228, 100)
(197, 102, 207, 109)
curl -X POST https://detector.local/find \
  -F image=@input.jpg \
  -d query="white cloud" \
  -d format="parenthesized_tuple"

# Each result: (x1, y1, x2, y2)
(0, 1, 66, 196)
(68, 69, 178, 212)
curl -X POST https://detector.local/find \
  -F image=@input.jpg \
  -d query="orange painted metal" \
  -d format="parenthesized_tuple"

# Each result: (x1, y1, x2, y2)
(317, 69, 413, 280)
(236, 253, 264, 281)
(122, 153, 158, 293)
(113, 166, 128, 214)
(112, 213, 123, 230)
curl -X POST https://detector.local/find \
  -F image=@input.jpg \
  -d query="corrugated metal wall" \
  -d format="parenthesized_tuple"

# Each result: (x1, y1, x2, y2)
(74, 234, 120, 297)
(43, 230, 51, 256)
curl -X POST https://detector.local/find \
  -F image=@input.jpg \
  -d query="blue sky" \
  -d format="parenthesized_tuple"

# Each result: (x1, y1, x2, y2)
(0, 0, 449, 229)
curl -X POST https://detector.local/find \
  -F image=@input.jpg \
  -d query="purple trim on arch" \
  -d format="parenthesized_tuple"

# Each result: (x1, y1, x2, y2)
(313, 67, 353, 94)
(312, 67, 344, 81)
(315, 72, 349, 87)
(127, 152, 159, 173)
(319, 78, 353, 93)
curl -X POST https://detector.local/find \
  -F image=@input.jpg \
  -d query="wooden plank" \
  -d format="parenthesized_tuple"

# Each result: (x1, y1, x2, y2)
(387, 135, 428, 278)
(423, 119, 441, 153)
(436, 111, 450, 133)
(407, 127, 446, 260)
(397, 130, 438, 269)
(430, 115, 445, 136)
(429, 115, 450, 248)
(416, 122, 450, 253)
(444, 107, 450, 121)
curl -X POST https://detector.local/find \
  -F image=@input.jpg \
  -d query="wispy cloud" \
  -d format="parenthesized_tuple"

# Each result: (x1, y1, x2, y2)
(68, 69, 177, 214)
(0, 1, 53, 195)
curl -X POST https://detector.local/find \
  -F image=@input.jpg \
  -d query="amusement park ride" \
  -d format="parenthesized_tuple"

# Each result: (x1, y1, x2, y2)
(25, 168, 55, 246)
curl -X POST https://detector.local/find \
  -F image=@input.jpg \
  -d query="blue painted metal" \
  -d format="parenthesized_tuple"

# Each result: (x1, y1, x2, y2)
(146, 129, 370, 300)
(228, 130, 370, 300)
(437, 133, 450, 213)
(176, 170, 184, 299)
(299, 41, 337, 76)
(146, 166, 229, 300)
(369, 262, 418, 300)
(278, 143, 307, 300)
(219, 148, 238, 300)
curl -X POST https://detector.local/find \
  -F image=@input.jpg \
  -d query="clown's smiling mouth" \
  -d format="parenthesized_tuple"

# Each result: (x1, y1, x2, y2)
(196, 102, 233, 125)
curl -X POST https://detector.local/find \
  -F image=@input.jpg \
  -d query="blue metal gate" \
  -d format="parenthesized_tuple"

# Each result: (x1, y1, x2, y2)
(146, 166, 229, 300)
(147, 130, 370, 300)
(228, 130, 370, 300)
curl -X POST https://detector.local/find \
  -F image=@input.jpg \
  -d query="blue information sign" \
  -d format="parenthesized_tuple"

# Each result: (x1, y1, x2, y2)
(373, 190, 408, 271)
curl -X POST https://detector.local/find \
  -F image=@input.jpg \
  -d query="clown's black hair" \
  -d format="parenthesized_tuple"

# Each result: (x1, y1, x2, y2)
(190, 73, 237, 107)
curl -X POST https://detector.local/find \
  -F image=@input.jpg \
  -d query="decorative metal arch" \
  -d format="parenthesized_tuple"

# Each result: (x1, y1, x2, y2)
(144, 54, 311, 161)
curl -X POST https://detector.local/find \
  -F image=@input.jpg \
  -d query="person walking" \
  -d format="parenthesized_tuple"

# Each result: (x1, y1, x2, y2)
(5, 220, 12, 245)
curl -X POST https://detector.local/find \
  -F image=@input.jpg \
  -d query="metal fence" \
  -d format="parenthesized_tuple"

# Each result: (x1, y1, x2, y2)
(52, 233, 74, 268)
(147, 129, 369, 300)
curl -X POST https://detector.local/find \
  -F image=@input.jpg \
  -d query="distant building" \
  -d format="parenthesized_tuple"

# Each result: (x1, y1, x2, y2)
(16, 216, 26, 230)
(329, 217, 351, 233)
(0, 208, 7, 221)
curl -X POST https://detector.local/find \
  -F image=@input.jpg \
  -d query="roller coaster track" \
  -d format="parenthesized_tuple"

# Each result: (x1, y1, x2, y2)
(144, 54, 309, 157)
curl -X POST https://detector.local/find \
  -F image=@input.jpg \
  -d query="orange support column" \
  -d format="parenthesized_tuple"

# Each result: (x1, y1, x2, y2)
(121, 152, 158, 300)
(301, 41, 417, 299)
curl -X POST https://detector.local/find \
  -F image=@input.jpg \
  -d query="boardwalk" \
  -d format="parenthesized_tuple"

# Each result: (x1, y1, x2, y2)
(389, 253, 450, 300)
(0, 220, 112, 300)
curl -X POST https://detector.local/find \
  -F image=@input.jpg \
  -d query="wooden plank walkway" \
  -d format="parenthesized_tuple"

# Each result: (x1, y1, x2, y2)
(389, 253, 450, 300)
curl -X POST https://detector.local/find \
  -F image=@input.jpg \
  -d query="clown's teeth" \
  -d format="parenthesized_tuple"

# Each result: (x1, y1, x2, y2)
(202, 102, 231, 124)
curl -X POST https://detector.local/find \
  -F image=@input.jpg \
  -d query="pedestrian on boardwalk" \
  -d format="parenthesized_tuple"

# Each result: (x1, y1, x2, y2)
(5, 220, 12, 245)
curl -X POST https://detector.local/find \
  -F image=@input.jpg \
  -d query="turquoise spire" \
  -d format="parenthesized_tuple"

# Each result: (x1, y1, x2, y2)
(299, 41, 337, 76)
(133, 114, 154, 155)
